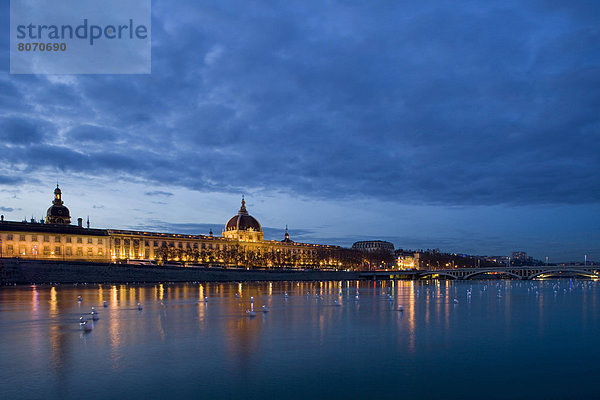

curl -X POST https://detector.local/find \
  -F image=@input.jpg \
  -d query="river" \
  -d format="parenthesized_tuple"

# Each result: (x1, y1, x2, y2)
(1, 280, 598, 399)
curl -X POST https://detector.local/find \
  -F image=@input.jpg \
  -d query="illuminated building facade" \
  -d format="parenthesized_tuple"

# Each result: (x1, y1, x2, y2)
(396, 250, 418, 270)
(0, 186, 350, 269)
(0, 221, 109, 261)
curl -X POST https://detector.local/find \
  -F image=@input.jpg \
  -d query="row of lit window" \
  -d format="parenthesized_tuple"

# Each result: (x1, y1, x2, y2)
(111, 245, 316, 258)
(115, 240, 225, 250)
(110, 235, 321, 253)
(3, 233, 104, 245)
(4, 244, 103, 256)
(110, 237, 318, 255)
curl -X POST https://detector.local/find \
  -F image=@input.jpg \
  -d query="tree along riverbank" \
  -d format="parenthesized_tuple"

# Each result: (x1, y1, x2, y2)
(0, 258, 361, 284)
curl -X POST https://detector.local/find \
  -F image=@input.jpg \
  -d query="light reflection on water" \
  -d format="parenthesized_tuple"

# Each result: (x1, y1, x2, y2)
(1, 279, 600, 399)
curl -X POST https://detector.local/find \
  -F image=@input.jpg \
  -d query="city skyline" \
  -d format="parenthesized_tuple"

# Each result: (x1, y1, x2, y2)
(1, 1, 599, 262)
(0, 182, 596, 263)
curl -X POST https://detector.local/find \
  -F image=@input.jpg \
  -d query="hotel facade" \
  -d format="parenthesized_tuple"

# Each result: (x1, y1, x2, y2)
(0, 186, 354, 269)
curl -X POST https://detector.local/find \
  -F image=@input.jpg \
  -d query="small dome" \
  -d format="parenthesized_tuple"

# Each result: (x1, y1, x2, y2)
(47, 204, 70, 218)
(224, 197, 262, 232)
(46, 184, 71, 225)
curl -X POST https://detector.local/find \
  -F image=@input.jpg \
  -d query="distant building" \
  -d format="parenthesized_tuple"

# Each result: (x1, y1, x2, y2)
(511, 251, 531, 261)
(352, 240, 394, 253)
(401, 250, 507, 270)
(487, 256, 509, 265)
(510, 251, 533, 266)
(351, 241, 395, 270)
(395, 249, 418, 270)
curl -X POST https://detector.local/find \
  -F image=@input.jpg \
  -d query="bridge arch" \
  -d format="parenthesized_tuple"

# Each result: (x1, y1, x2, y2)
(418, 271, 459, 280)
(463, 270, 522, 280)
(528, 269, 599, 280)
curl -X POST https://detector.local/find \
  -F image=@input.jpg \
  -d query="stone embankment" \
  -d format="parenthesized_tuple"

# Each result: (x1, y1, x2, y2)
(0, 258, 361, 284)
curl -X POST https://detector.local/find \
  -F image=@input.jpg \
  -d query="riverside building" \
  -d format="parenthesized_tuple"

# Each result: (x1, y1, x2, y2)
(0, 186, 350, 269)
(352, 240, 395, 253)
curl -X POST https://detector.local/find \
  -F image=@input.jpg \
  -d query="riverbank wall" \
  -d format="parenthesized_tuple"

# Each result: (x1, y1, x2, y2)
(0, 258, 362, 284)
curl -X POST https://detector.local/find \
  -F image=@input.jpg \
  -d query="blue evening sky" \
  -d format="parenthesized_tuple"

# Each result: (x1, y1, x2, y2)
(1, 1, 598, 262)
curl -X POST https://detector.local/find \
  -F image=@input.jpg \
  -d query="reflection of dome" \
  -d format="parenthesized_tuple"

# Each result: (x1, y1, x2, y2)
(46, 185, 71, 225)
(223, 197, 264, 242)
(224, 197, 261, 232)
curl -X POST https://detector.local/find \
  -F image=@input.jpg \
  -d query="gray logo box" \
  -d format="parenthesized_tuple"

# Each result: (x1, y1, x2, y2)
(10, 0, 151, 74)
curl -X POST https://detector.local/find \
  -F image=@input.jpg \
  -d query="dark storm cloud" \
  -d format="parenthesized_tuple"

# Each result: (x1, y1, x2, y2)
(0, 80, 24, 111)
(64, 125, 119, 143)
(0, 116, 49, 144)
(0, 175, 22, 185)
(0, 144, 141, 173)
(1, 1, 599, 205)
(145, 191, 174, 197)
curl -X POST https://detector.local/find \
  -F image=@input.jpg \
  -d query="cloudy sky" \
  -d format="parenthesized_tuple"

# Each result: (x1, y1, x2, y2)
(1, 1, 599, 261)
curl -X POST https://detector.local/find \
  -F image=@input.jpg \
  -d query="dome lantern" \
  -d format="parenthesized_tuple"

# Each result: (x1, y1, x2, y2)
(239, 195, 248, 214)
(54, 185, 63, 204)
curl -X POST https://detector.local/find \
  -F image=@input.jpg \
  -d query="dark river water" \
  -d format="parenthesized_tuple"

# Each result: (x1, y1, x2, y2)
(1, 280, 599, 399)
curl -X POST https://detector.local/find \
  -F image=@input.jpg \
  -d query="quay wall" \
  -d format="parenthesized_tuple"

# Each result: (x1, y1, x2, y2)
(0, 258, 361, 284)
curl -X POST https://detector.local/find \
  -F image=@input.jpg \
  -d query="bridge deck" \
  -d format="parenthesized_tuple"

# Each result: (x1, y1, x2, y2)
(360, 266, 599, 280)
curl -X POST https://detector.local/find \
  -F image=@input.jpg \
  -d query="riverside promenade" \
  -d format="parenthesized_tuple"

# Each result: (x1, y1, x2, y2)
(0, 259, 361, 284)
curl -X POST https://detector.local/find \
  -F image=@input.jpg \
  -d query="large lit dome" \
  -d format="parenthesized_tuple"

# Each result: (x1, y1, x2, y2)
(223, 197, 263, 241)
(224, 197, 261, 232)
(225, 213, 261, 232)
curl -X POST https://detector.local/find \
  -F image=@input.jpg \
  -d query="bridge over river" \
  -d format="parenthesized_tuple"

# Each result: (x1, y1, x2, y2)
(361, 266, 600, 280)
